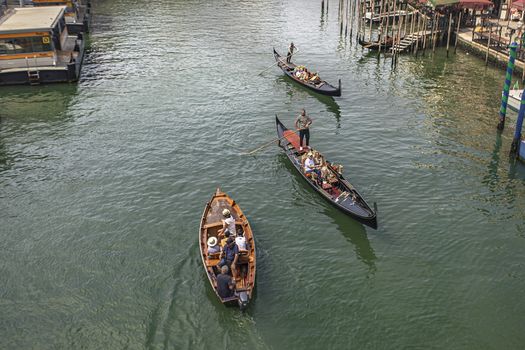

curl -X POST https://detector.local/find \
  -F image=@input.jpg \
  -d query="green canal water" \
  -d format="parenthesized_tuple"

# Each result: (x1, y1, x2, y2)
(1, 0, 525, 348)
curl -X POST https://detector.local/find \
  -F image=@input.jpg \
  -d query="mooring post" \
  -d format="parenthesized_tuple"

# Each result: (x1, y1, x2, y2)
(414, 12, 420, 56)
(369, 0, 375, 41)
(383, 0, 390, 53)
(397, 14, 404, 66)
(510, 89, 525, 157)
(454, 11, 462, 54)
(409, 11, 415, 53)
(432, 14, 438, 53)
(422, 15, 427, 54)
(377, 0, 384, 58)
(498, 42, 519, 131)
(356, 0, 361, 42)
(345, 0, 349, 37)
(446, 12, 452, 57)
(486, 24, 492, 66)
(349, 0, 355, 40)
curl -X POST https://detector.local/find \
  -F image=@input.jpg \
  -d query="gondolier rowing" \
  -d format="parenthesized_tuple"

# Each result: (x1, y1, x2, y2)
(295, 108, 312, 152)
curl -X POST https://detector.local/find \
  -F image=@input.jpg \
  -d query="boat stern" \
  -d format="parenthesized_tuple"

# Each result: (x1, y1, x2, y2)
(237, 290, 249, 310)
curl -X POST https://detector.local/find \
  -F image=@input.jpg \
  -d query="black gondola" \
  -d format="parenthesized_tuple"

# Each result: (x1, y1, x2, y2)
(358, 37, 395, 51)
(273, 48, 341, 97)
(275, 116, 378, 229)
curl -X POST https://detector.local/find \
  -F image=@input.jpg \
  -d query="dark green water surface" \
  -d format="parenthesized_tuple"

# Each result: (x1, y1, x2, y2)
(1, 0, 525, 348)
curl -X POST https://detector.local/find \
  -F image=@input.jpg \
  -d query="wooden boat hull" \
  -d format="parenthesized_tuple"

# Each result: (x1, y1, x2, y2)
(358, 37, 394, 51)
(275, 116, 377, 229)
(273, 48, 341, 97)
(199, 189, 256, 309)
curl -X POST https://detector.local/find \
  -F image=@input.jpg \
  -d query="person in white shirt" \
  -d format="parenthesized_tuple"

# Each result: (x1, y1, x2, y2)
(304, 152, 321, 178)
(235, 231, 247, 251)
(218, 208, 236, 238)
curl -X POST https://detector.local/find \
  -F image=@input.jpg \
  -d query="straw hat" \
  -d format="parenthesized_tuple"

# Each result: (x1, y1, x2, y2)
(207, 237, 218, 247)
(222, 208, 230, 216)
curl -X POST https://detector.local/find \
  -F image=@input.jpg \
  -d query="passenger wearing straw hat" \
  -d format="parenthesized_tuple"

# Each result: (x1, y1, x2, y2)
(207, 237, 220, 255)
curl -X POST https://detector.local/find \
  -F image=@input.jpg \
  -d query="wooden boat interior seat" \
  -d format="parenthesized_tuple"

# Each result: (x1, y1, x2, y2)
(202, 222, 222, 230)
(206, 258, 220, 267)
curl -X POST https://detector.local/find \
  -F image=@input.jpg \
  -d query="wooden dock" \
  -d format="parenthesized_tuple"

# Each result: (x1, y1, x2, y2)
(364, 10, 407, 23)
(390, 30, 434, 53)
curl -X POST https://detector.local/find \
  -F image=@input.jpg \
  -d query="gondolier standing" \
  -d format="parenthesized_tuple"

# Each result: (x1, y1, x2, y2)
(286, 42, 296, 63)
(295, 109, 312, 151)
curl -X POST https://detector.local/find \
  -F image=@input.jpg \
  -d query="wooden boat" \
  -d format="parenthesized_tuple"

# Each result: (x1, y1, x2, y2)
(275, 116, 378, 229)
(199, 188, 256, 309)
(358, 36, 395, 51)
(273, 48, 341, 97)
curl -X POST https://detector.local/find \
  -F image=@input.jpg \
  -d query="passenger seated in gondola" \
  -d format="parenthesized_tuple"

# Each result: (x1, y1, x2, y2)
(301, 152, 309, 166)
(331, 163, 343, 175)
(313, 150, 324, 167)
(301, 69, 310, 81)
(320, 165, 330, 180)
(304, 152, 321, 179)
(309, 73, 321, 84)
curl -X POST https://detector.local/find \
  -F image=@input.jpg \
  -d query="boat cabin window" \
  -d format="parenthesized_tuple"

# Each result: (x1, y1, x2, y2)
(0, 36, 53, 55)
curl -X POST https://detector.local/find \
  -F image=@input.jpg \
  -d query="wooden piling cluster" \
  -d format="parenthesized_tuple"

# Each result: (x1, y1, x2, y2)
(325, 0, 465, 69)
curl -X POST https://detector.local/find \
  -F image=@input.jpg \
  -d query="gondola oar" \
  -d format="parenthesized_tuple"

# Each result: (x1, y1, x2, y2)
(242, 134, 293, 155)
(258, 48, 300, 76)
(242, 116, 297, 155)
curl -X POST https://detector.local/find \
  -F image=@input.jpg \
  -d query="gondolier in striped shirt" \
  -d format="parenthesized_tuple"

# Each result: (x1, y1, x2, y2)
(286, 42, 296, 63)
(295, 108, 312, 152)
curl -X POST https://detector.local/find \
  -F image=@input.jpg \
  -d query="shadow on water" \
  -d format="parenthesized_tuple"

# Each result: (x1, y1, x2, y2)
(277, 153, 377, 272)
(508, 157, 525, 181)
(323, 206, 377, 275)
(319, 7, 325, 30)
(0, 84, 77, 121)
(0, 120, 6, 170)
(0, 85, 77, 172)
(483, 132, 503, 190)
(276, 76, 341, 128)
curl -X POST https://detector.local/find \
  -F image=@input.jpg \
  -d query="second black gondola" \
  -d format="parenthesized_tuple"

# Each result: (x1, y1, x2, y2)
(358, 37, 396, 51)
(273, 48, 341, 97)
